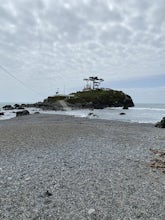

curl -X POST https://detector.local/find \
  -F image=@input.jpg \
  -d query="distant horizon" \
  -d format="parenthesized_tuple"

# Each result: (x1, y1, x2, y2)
(0, 101, 165, 105)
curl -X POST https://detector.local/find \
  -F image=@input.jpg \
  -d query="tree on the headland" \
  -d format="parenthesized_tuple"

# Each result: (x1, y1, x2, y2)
(83, 76, 104, 90)
(89, 76, 104, 89)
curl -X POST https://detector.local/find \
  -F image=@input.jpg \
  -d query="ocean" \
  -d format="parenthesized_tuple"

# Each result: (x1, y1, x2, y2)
(0, 103, 165, 124)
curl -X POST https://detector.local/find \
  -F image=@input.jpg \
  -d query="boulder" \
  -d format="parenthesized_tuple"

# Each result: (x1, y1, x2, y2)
(120, 112, 126, 115)
(17, 107, 25, 110)
(16, 110, 30, 117)
(88, 112, 98, 118)
(20, 104, 26, 108)
(155, 117, 165, 128)
(0, 112, 4, 116)
(14, 104, 20, 108)
(2, 105, 14, 110)
(14, 104, 25, 109)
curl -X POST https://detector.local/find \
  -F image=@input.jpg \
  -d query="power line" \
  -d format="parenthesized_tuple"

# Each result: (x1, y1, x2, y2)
(0, 63, 42, 97)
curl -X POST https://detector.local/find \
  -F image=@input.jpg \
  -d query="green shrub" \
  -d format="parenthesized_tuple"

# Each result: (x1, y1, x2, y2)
(44, 95, 67, 103)
(66, 89, 126, 106)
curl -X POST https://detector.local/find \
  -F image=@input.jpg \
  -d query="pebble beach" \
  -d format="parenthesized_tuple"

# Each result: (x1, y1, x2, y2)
(0, 114, 165, 219)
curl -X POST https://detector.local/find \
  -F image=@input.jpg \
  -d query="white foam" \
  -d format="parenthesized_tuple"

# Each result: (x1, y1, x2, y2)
(0, 104, 165, 124)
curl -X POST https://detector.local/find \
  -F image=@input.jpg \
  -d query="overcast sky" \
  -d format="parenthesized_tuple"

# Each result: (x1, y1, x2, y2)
(0, 0, 165, 103)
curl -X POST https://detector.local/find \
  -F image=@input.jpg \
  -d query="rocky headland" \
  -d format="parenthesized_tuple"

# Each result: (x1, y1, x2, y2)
(21, 88, 134, 111)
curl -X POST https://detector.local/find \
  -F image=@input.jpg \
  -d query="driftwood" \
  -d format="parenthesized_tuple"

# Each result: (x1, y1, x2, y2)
(149, 148, 165, 173)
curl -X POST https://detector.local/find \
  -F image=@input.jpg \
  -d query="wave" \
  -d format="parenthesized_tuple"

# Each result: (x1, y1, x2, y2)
(1, 104, 165, 124)
(132, 107, 165, 111)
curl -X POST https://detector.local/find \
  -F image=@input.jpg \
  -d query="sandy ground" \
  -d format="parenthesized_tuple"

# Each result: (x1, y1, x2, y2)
(0, 114, 165, 220)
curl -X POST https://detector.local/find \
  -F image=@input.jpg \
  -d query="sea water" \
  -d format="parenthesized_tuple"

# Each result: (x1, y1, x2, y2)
(0, 103, 39, 120)
(0, 103, 165, 124)
(62, 103, 165, 124)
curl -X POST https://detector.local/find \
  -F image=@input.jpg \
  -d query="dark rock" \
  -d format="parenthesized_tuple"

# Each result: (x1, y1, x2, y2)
(2, 105, 14, 110)
(14, 104, 25, 109)
(28, 102, 63, 111)
(16, 110, 30, 117)
(120, 112, 126, 115)
(44, 190, 52, 197)
(155, 117, 165, 128)
(20, 104, 26, 108)
(88, 112, 98, 117)
(0, 112, 4, 116)
(123, 95, 134, 108)
(18, 107, 25, 110)
(14, 104, 20, 108)
(123, 106, 129, 110)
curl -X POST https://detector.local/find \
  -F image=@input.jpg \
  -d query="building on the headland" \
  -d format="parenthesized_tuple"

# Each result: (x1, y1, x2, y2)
(83, 78, 92, 91)
(83, 85, 92, 91)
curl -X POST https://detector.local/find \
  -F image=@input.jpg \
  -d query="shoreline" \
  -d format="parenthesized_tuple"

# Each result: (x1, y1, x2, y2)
(0, 114, 164, 219)
(1, 102, 165, 124)
(0, 109, 158, 125)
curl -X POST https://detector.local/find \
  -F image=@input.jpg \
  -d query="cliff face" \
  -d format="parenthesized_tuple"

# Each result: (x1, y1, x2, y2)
(66, 89, 134, 109)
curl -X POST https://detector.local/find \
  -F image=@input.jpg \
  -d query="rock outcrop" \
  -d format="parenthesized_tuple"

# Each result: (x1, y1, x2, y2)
(3, 105, 14, 110)
(155, 117, 165, 128)
(34, 101, 64, 111)
(16, 110, 30, 117)
(19, 88, 134, 111)
(14, 104, 25, 109)
(120, 112, 126, 115)
(66, 89, 134, 109)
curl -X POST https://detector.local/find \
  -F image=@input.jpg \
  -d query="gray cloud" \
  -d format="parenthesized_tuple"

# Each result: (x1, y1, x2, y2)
(0, 0, 165, 102)
(100, 24, 132, 43)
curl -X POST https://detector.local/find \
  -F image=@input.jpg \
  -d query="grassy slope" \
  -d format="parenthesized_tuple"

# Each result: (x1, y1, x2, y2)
(67, 90, 126, 106)
(43, 89, 134, 108)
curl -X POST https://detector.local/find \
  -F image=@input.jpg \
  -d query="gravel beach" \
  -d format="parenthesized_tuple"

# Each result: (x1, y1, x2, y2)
(0, 114, 165, 220)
